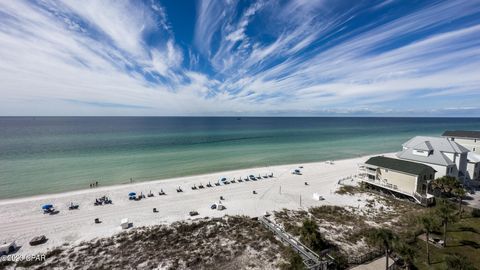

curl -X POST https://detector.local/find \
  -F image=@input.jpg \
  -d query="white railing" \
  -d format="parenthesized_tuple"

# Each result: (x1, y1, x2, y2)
(359, 177, 399, 191)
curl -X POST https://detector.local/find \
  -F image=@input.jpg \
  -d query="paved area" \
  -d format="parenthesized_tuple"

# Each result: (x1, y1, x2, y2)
(350, 256, 395, 270)
(464, 184, 480, 209)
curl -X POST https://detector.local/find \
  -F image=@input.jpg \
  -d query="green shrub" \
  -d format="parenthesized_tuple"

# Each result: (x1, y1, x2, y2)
(330, 251, 349, 270)
(280, 248, 305, 270)
(445, 254, 476, 270)
(335, 185, 358, 195)
(299, 219, 328, 253)
(471, 208, 480, 217)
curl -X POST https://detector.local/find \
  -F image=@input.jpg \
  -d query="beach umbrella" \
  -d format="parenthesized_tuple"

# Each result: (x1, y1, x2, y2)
(42, 204, 53, 209)
(128, 192, 136, 196)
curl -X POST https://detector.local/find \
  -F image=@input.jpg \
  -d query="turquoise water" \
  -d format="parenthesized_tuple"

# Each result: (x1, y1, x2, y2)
(0, 117, 479, 199)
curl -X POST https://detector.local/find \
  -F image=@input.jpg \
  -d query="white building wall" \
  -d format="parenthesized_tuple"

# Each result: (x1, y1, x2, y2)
(444, 152, 455, 163)
(408, 162, 448, 179)
(453, 138, 480, 154)
(466, 162, 480, 180)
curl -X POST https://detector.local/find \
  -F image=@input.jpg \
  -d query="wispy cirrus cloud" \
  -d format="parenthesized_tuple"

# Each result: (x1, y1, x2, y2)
(0, 0, 479, 116)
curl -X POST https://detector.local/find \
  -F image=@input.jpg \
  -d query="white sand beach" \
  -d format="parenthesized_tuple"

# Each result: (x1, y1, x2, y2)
(0, 153, 394, 256)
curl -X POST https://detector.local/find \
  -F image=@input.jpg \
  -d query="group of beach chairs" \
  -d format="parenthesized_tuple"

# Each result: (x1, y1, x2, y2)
(129, 193, 146, 201)
(94, 196, 112, 206)
(189, 173, 274, 191)
(129, 189, 167, 201)
(42, 202, 79, 215)
(128, 172, 275, 201)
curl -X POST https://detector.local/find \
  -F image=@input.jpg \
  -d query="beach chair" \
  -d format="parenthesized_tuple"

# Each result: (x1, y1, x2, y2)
(198, 184, 204, 189)
(191, 185, 197, 190)
(94, 218, 101, 224)
(238, 179, 243, 182)
(68, 203, 79, 210)
(215, 182, 220, 186)
(153, 208, 158, 213)
(220, 196, 224, 200)
(253, 190, 257, 194)
(206, 182, 212, 187)
(304, 182, 309, 186)
(159, 189, 166, 195)
(231, 180, 236, 183)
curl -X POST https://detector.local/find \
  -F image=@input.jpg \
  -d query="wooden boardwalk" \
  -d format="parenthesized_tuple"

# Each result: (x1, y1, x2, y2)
(258, 216, 333, 270)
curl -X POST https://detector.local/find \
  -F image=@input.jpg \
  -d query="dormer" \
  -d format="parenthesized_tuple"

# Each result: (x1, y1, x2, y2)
(412, 141, 433, 157)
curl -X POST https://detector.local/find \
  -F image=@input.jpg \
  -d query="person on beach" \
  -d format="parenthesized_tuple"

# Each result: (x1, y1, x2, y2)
(95, 181, 98, 187)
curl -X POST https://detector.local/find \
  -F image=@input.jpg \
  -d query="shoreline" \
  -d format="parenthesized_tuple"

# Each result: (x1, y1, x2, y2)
(0, 152, 394, 256)
(0, 151, 386, 204)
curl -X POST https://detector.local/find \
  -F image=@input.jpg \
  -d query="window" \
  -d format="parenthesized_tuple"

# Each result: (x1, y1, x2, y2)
(430, 174, 433, 179)
(423, 175, 426, 180)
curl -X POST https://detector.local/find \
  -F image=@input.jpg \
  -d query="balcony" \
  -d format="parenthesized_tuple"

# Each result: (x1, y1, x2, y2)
(364, 178, 399, 191)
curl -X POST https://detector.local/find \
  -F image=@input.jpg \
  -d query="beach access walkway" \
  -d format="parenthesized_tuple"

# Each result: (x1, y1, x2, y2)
(350, 256, 396, 270)
(258, 216, 333, 270)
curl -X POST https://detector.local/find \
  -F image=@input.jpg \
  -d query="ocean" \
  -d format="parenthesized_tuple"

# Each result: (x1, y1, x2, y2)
(0, 117, 479, 199)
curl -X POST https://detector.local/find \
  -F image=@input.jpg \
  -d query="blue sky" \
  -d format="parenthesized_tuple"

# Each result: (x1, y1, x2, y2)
(0, 0, 479, 116)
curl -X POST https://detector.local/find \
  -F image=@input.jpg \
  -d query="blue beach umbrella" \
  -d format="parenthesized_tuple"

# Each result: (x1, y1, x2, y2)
(42, 204, 53, 209)
(128, 192, 136, 196)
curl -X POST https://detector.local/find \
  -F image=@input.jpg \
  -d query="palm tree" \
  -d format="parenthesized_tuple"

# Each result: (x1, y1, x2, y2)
(452, 187, 466, 217)
(395, 241, 415, 270)
(367, 228, 397, 270)
(436, 199, 457, 247)
(418, 214, 439, 265)
(431, 176, 460, 197)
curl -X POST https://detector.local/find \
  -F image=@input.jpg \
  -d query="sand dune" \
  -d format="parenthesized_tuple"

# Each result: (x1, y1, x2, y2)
(0, 153, 393, 256)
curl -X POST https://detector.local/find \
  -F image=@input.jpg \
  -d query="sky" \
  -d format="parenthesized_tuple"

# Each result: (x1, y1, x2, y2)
(0, 0, 479, 116)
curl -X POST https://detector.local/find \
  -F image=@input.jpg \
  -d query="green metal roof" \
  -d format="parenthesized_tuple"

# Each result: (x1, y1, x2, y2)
(365, 156, 436, 175)
(442, 130, 480, 139)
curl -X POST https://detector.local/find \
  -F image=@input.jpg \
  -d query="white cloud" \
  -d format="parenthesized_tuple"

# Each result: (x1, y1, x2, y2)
(0, 0, 479, 116)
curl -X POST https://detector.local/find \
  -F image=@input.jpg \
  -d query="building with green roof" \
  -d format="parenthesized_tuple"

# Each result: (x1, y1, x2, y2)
(357, 156, 436, 206)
